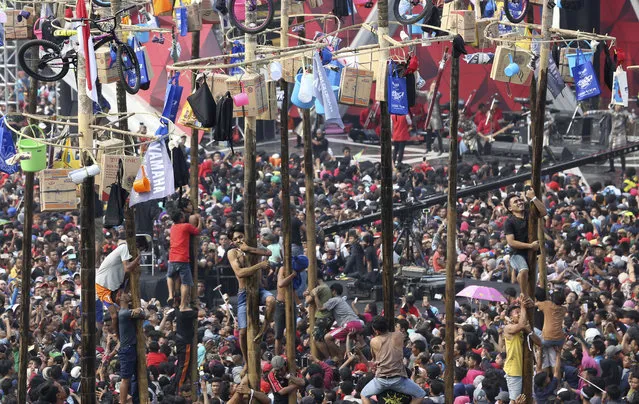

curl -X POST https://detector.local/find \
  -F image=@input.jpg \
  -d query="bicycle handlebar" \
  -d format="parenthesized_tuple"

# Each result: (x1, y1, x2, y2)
(68, 5, 136, 23)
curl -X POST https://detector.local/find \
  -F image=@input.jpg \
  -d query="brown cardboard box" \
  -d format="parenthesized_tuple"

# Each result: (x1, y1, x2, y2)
(99, 155, 143, 200)
(258, 80, 278, 121)
(290, 1, 304, 14)
(206, 73, 231, 100)
(95, 47, 114, 70)
(186, 3, 202, 32)
(39, 170, 78, 211)
(282, 53, 311, 83)
(339, 67, 374, 107)
(4, 10, 15, 27)
(14, 26, 32, 39)
(4, 28, 15, 40)
(441, 1, 457, 31)
(23, 6, 36, 26)
(98, 67, 119, 84)
(226, 73, 268, 117)
(559, 47, 577, 84)
(490, 45, 532, 85)
(449, 10, 476, 43)
(474, 18, 498, 49)
(202, 9, 220, 24)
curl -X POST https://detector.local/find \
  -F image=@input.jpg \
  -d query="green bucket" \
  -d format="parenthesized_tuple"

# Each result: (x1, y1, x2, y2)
(17, 125, 46, 172)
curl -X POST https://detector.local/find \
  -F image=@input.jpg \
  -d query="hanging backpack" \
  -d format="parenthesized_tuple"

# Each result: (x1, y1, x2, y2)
(187, 82, 217, 128)
(214, 92, 235, 153)
(104, 160, 129, 228)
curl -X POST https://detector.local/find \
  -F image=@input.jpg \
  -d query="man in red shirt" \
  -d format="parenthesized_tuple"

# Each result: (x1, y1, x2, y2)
(146, 340, 167, 367)
(391, 113, 412, 166)
(167, 209, 202, 310)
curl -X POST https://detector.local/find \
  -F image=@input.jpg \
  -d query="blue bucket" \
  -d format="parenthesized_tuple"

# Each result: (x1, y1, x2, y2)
(325, 61, 343, 87)
(291, 73, 315, 109)
(409, 16, 425, 35)
(134, 24, 150, 43)
(566, 50, 594, 77)
(314, 86, 340, 115)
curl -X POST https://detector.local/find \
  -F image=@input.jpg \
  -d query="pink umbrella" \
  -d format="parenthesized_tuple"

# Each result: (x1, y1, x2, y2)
(456, 285, 507, 303)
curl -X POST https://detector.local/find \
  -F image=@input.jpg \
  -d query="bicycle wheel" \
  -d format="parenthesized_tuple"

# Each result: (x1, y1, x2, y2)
(229, 0, 275, 34)
(18, 40, 70, 82)
(91, 0, 111, 7)
(116, 44, 140, 95)
(503, 0, 529, 23)
(393, 0, 434, 25)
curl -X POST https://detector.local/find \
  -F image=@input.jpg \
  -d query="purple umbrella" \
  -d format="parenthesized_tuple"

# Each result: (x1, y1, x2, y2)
(456, 285, 507, 303)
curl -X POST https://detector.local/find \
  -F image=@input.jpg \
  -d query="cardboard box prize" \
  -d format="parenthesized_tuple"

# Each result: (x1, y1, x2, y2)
(474, 18, 498, 48)
(449, 10, 476, 43)
(258, 80, 278, 121)
(441, 1, 457, 31)
(39, 170, 77, 211)
(490, 46, 532, 85)
(559, 47, 578, 83)
(282, 54, 310, 83)
(98, 66, 119, 84)
(206, 73, 230, 100)
(226, 73, 268, 117)
(95, 47, 114, 70)
(339, 67, 374, 106)
(186, 3, 202, 32)
(98, 155, 143, 200)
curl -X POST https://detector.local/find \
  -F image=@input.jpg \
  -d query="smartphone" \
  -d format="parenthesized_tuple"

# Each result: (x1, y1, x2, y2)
(582, 303, 588, 312)
(353, 297, 358, 304)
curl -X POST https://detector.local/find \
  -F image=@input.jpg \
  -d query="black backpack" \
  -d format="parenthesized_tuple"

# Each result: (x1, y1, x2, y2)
(187, 83, 216, 128)
(213, 91, 235, 153)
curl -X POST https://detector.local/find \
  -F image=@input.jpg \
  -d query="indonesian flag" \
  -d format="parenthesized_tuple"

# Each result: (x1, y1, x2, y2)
(75, 0, 98, 103)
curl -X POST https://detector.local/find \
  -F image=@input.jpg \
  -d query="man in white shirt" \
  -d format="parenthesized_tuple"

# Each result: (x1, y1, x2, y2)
(96, 237, 148, 334)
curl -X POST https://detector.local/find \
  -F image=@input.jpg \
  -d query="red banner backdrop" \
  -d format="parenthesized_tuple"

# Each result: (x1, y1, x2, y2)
(137, 1, 638, 127)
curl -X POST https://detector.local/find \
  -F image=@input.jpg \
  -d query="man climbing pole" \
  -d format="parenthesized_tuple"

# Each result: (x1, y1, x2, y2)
(228, 225, 275, 363)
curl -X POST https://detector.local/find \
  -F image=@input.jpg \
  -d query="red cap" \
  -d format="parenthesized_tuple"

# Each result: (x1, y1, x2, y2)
(44, 230, 53, 236)
(224, 207, 233, 215)
(369, 184, 377, 192)
(264, 208, 275, 218)
(354, 363, 368, 372)
(621, 237, 631, 244)
(65, 7, 73, 18)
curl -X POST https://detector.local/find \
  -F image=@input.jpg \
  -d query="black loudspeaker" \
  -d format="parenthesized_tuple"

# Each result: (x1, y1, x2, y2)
(548, 146, 573, 161)
(491, 141, 531, 157)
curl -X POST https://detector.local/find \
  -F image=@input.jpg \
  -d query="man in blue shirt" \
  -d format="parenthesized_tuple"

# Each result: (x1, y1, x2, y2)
(533, 346, 562, 404)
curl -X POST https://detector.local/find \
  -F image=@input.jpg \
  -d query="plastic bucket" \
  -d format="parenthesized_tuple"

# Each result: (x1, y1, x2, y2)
(18, 138, 46, 172)
(234, 1, 246, 22)
(135, 24, 150, 43)
(291, 73, 315, 108)
(314, 86, 339, 115)
(409, 16, 425, 35)
(566, 50, 594, 77)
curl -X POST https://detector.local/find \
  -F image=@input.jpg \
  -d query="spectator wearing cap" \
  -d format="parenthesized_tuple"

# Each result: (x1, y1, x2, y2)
(267, 356, 305, 404)
(503, 296, 537, 401)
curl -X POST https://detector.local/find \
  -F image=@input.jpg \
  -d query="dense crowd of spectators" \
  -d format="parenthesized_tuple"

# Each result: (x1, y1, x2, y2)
(0, 123, 636, 404)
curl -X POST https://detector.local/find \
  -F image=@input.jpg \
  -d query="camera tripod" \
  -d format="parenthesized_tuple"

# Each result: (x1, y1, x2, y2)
(393, 212, 428, 267)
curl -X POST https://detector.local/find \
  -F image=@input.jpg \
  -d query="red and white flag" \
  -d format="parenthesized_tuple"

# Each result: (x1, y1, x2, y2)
(75, 0, 98, 103)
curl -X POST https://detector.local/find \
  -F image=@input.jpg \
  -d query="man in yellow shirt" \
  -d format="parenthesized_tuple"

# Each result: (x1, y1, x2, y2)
(503, 295, 537, 401)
